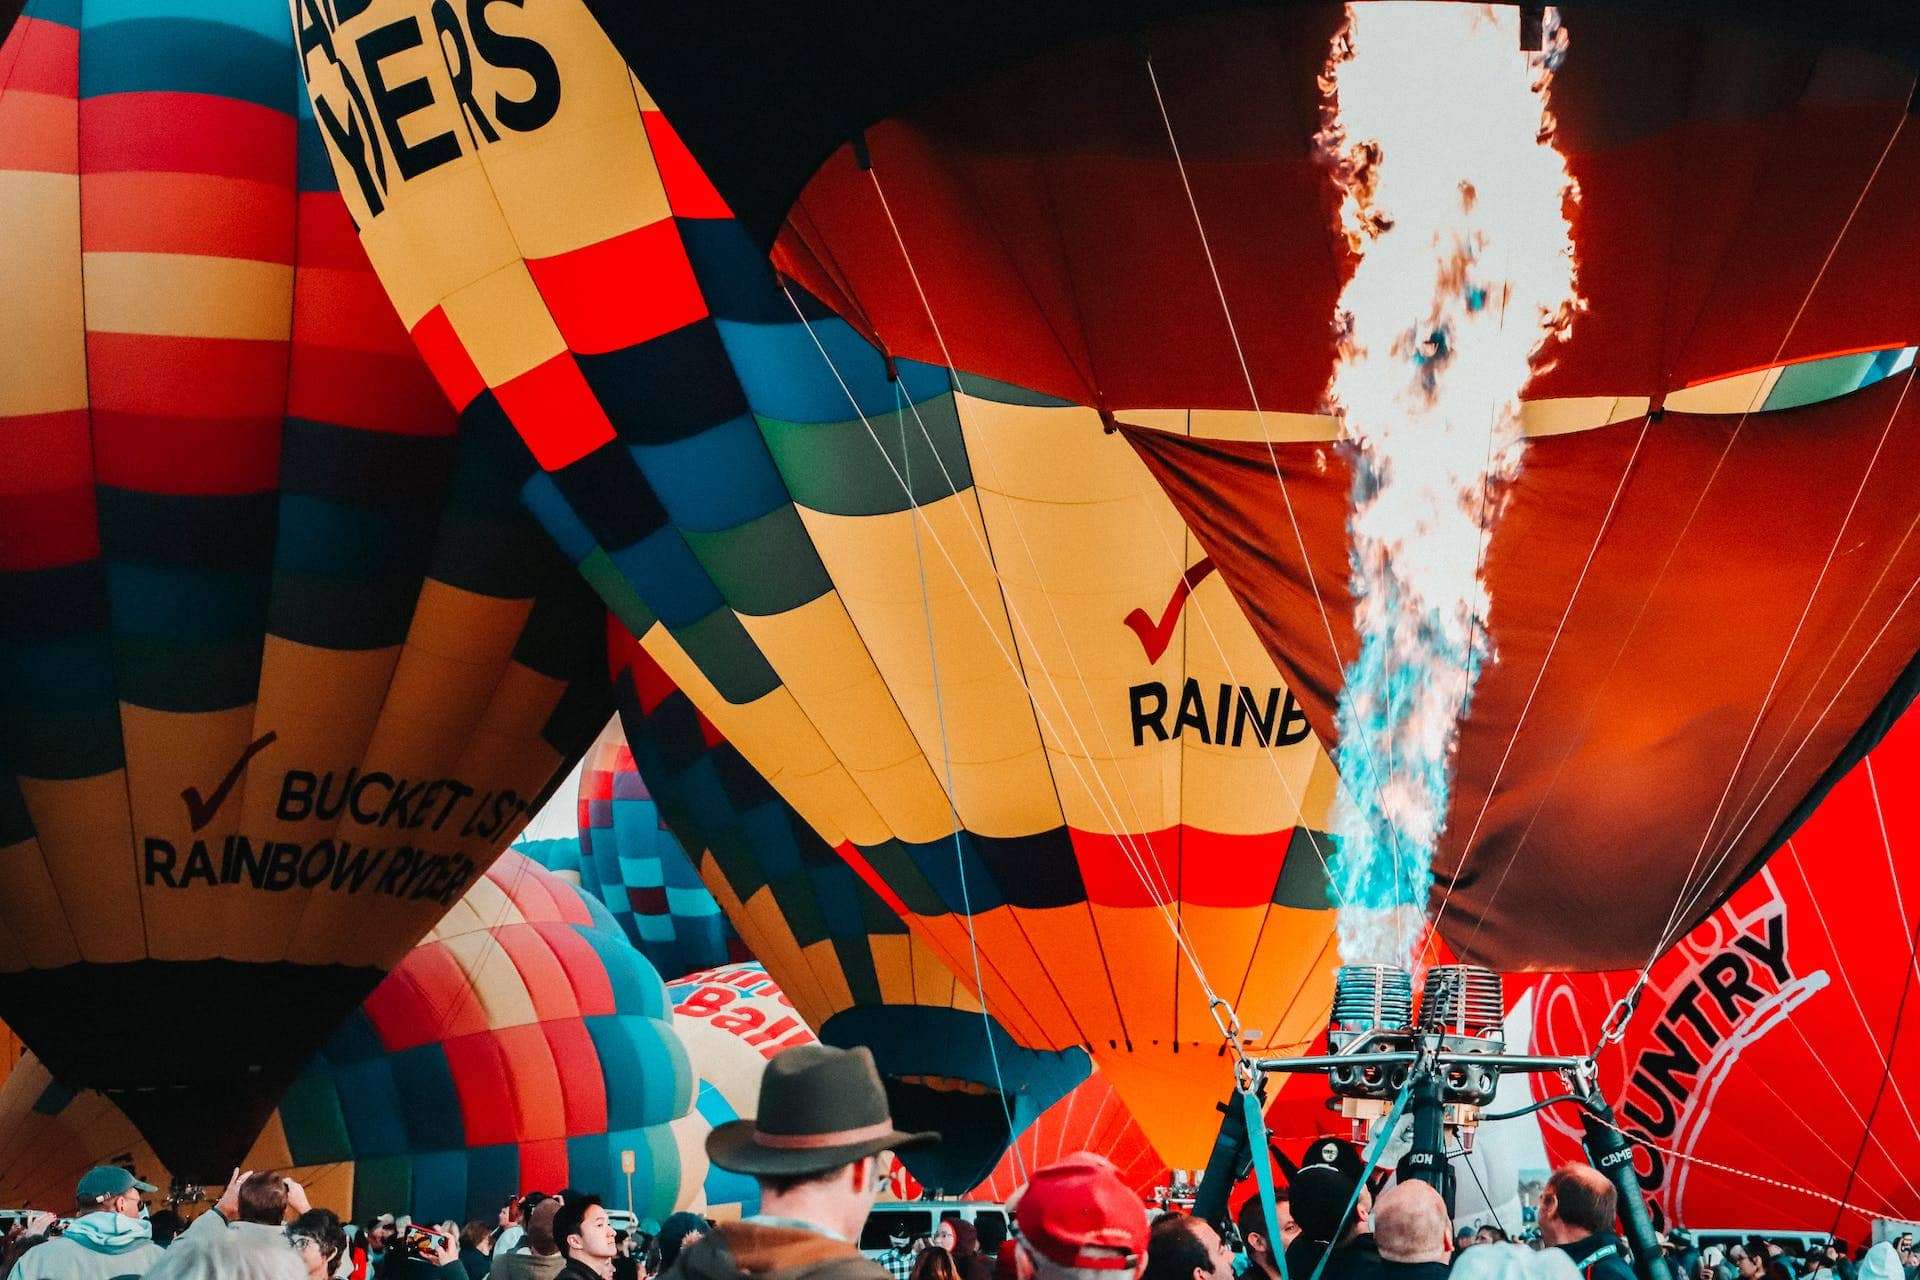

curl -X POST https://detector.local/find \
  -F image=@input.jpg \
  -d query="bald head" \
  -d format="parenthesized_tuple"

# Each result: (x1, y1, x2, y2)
(1374, 1182, 1452, 1265)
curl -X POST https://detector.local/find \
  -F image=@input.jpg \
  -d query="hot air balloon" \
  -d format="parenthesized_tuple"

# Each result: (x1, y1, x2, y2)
(666, 962, 821, 1220)
(582, 0, 1920, 983)
(1529, 695, 1920, 1235)
(608, 627, 1091, 1193)
(0, 0, 610, 1178)
(573, 718, 748, 977)
(0, 851, 704, 1222)
(294, 0, 1342, 1165)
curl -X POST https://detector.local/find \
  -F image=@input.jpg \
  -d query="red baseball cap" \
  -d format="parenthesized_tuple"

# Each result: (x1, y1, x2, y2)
(1011, 1152, 1149, 1273)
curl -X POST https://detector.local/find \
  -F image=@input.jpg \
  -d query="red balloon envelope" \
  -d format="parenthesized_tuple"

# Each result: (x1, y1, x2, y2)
(1531, 701, 1920, 1235)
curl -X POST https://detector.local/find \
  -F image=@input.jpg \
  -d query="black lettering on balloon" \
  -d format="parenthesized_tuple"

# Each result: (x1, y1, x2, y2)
(264, 842, 302, 891)
(350, 772, 394, 824)
(1130, 683, 1170, 746)
(466, 0, 560, 133)
(144, 838, 179, 887)
(180, 840, 218, 887)
(1174, 677, 1212, 744)
(1698, 951, 1763, 1024)
(358, 17, 461, 180)
(277, 770, 316, 821)
(432, 0, 500, 147)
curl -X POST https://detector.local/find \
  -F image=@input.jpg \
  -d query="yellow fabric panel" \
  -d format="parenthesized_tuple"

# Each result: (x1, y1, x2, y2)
(1519, 395, 1652, 435)
(796, 499, 1060, 839)
(0, 834, 66, 972)
(14, 774, 133, 965)
(362, 144, 525, 319)
(1095, 1043, 1236, 1169)
(865, 932, 920, 1007)
(82, 252, 292, 341)
(668, 1110, 713, 1214)
(797, 937, 856, 1023)
(727, 597, 958, 847)
(640, 628, 882, 848)
(1167, 902, 1281, 1044)
(0, 171, 83, 416)
(353, 584, 532, 766)
(1241, 913, 1341, 1056)
(286, 1163, 357, 1221)
(121, 702, 297, 963)
(244, 1109, 294, 1170)
(439, 258, 568, 384)
(443, 928, 538, 1028)
(446, 666, 570, 799)
(477, 75, 668, 259)
(738, 887, 829, 1028)
(0, 1053, 169, 1208)
(245, 640, 399, 831)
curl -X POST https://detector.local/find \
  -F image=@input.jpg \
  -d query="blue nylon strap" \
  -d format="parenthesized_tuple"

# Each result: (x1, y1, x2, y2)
(1306, 1077, 1414, 1280)
(1241, 1086, 1289, 1280)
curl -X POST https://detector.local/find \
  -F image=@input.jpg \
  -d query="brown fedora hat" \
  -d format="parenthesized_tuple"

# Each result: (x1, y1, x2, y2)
(707, 1044, 939, 1177)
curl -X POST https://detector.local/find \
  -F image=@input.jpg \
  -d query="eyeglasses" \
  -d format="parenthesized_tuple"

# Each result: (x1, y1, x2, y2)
(287, 1232, 317, 1252)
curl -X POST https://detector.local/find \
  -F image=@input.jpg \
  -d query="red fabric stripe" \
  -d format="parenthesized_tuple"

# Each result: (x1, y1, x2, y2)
(366, 943, 490, 1053)
(0, 484, 98, 571)
(291, 267, 412, 356)
(641, 111, 731, 219)
(407, 308, 487, 413)
(492, 923, 579, 1024)
(287, 345, 456, 436)
(579, 767, 613, 802)
(695, 710, 724, 749)
(1069, 825, 1295, 910)
(526, 219, 707, 355)
(90, 410, 280, 495)
(494, 1023, 566, 1138)
(2, 16, 79, 96)
(492, 352, 617, 471)
(516, 1137, 570, 1190)
(2, 410, 92, 494)
(79, 93, 293, 184)
(295, 191, 374, 271)
(532, 921, 615, 1017)
(86, 331, 286, 421)
(444, 1031, 519, 1146)
(0, 90, 77, 173)
(542, 1018, 607, 1136)
(81, 171, 292, 260)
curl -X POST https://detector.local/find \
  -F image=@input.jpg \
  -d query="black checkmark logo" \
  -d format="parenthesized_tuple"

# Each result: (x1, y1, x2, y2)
(181, 730, 278, 832)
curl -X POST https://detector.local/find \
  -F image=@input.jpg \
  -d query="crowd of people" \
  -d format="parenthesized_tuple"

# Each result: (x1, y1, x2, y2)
(0, 1045, 1898, 1280)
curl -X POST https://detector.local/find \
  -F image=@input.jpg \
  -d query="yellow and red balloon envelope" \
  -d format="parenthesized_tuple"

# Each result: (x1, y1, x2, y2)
(0, 0, 609, 1176)
(293, 0, 1343, 1164)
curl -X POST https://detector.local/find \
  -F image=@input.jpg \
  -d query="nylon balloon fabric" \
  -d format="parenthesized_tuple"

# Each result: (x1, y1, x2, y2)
(592, 0, 1920, 974)
(0, 852, 701, 1222)
(293, 0, 1342, 1166)
(250, 850, 697, 1223)
(609, 626, 1090, 1194)
(1529, 697, 1920, 1236)
(0, 0, 609, 1178)
(573, 718, 749, 978)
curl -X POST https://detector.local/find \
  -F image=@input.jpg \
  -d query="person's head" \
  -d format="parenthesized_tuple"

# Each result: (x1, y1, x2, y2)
(890, 1228, 914, 1253)
(1858, 1242, 1904, 1280)
(1726, 1244, 1766, 1280)
(74, 1166, 156, 1219)
(1478, 1227, 1510, 1247)
(1538, 1165, 1615, 1247)
(518, 1192, 551, 1226)
(555, 1195, 616, 1266)
(1011, 1153, 1150, 1280)
(1459, 1229, 1480, 1252)
(915, 1245, 963, 1280)
(1143, 1216, 1234, 1280)
(936, 1222, 958, 1251)
(367, 1214, 396, 1250)
(1371, 1182, 1452, 1266)
(656, 1212, 708, 1269)
(706, 1044, 938, 1244)
(236, 1172, 290, 1226)
(288, 1209, 347, 1280)
(462, 1220, 493, 1253)
(1235, 1190, 1296, 1277)
(525, 1199, 564, 1257)
(149, 1209, 184, 1247)
(1287, 1167, 1367, 1247)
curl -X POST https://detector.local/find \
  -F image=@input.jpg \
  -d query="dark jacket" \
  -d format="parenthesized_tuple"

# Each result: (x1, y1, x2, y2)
(949, 1225, 994, 1280)
(1337, 1254, 1448, 1280)
(670, 1222, 888, 1280)
(1287, 1234, 1379, 1280)
(1559, 1235, 1636, 1280)
(557, 1260, 611, 1280)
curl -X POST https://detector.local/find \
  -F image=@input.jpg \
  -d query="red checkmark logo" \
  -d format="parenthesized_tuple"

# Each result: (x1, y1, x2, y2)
(181, 730, 278, 832)
(1122, 558, 1216, 663)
